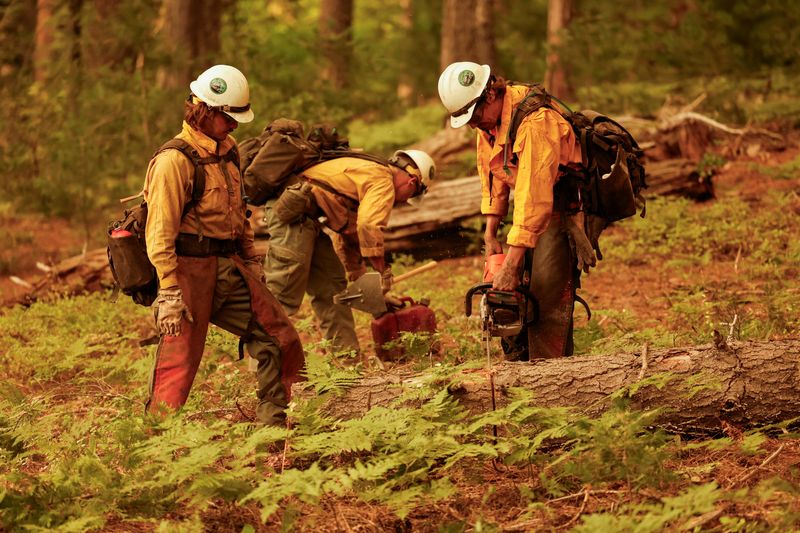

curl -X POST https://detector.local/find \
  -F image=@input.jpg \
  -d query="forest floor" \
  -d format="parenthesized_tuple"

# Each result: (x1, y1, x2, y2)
(2, 134, 800, 531)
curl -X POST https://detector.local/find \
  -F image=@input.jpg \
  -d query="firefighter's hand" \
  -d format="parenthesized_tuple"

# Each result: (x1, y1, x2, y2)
(384, 293, 404, 310)
(244, 256, 267, 284)
(348, 265, 368, 282)
(380, 266, 393, 294)
(153, 287, 194, 336)
(484, 235, 503, 259)
(492, 258, 521, 291)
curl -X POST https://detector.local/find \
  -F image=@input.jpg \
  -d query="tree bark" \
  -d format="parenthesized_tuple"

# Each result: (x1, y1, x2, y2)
(294, 340, 800, 434)
(156, 0, 227, 90)
(33, 0, 55, 83)
(0, 0, 37, 77)
(440, 0, 496, 69)
(543, 0, 574, 100)
(318, 0, 353, 91)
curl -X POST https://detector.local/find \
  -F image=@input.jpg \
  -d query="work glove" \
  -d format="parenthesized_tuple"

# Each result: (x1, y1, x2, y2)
(380, 266, 393, 294)
(585, 214, 608, 261)
(153, 287, 194, 336)
(565, 214, 597, 273)
(244, 255, 267, 284)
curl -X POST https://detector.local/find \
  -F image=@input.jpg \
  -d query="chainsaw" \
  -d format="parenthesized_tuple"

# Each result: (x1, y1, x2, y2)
(464, 253, 538, 362)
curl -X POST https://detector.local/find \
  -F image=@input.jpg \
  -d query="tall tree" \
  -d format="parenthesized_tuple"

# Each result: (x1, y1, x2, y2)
(543, 0, 574, 100)
(156, 0, 227, 90)
(318, 0, 353, 90)
(33, 0, 55, 83)
(0, 0, 37, 78)
(440, 0, 496, 70)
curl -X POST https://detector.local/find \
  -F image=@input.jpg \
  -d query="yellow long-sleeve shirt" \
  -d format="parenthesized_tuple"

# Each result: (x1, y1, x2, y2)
(143, 122, 257, 288)
(300, 157, 395, 277)
(477, 84, 582, 248)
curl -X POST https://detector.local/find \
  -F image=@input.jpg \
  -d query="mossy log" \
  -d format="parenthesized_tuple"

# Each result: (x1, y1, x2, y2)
(293, 340, 800, 434)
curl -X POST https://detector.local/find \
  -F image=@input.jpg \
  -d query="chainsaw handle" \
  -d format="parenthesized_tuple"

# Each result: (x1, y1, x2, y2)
(394, 261, 437, 284)
(464, 282, 493, 317)
(464, 282, 538, 318)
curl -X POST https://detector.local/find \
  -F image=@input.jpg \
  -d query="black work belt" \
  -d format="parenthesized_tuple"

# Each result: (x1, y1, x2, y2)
(175, 233, 241, 257)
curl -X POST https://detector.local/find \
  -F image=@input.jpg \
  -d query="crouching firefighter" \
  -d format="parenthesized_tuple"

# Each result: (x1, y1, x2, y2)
(143, 65, 304, 425)
(438, 62, 596, 360)
(265, 149, 436, 329)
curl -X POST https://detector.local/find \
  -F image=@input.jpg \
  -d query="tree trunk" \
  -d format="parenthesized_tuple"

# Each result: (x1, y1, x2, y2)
(396, 0, 414, 103)
(441, 0, 495, 69)
(318, 0, 353, 91)
(157, 0, 226, 90)
(543, 0, 573, 100)
(294, 340, 800, 434)
(474, 0, 496, 67)
(0, 0, 37, 77)
(33, 0, 55, 83)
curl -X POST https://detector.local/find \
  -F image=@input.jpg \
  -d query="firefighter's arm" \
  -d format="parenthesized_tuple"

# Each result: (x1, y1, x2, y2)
(353, 170, 395, 261)
(143, 151, 192, 289)
(506, 110, 563, 249)
(483, 215, 504, 258)
(330, 232, 367, 281)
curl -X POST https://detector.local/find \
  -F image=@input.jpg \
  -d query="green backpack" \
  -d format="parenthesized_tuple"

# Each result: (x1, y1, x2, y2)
(239, 118, 387, 206)
(505, 83, 647, 224)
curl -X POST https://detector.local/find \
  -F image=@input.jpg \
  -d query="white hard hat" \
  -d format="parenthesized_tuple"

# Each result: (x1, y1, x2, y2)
(437, 61, 491, 128)
(189, 65, 254, 123)
(391, 149, 435, 206)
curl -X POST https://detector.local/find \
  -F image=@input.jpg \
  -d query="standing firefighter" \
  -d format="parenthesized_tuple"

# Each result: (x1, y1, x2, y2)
(264, 150, 435, 340)
(144, 65, 304, 425)
(438, 62, 587, 360)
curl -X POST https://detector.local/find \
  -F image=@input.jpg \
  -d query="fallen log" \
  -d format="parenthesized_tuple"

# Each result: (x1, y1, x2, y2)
(294, 339, 800, 434)
(4, 248, 112, 307)
(645, 158, 715, 201)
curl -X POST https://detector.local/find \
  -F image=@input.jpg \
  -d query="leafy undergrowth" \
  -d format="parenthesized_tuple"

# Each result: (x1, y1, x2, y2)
(2, 147, 800, 531)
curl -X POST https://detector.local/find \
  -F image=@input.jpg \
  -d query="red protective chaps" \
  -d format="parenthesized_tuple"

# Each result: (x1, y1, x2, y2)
(527, 213, 576, 359)
(146, 255, 305, 415)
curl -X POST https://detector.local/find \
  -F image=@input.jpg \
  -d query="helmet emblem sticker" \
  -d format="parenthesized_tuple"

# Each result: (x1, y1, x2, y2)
(458, 70, 475, 87)
(209, 78, 227, 94)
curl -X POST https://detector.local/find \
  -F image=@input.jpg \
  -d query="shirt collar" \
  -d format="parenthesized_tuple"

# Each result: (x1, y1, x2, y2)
(181, 121, 235, 155)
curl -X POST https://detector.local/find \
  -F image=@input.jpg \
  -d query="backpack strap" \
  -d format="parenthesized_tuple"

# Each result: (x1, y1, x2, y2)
(503, 84, 553, 175)
(154, 139, 240, 217)
(305, 177, 359, 210)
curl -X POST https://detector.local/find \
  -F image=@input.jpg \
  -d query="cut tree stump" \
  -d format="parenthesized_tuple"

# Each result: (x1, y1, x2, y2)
(293, 339, 800, 434)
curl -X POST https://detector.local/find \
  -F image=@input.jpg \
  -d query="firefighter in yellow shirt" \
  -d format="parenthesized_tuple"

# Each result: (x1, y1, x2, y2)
(438, 61, 585, 360)
(143, 65, 304, 425)
(263, 150, 435, 353)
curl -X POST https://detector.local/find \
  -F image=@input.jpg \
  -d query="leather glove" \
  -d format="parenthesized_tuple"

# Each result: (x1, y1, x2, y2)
(380, 267, 393, 294)
(244, 256, 267, 284)
(153, 287, 194, 336)
(585, 214, 608, 261)
(565, 214, 597, 273)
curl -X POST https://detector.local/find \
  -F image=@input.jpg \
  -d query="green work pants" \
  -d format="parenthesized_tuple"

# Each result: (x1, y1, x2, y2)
(263, 201, 359, 353)
(212, 258, 287, 424)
